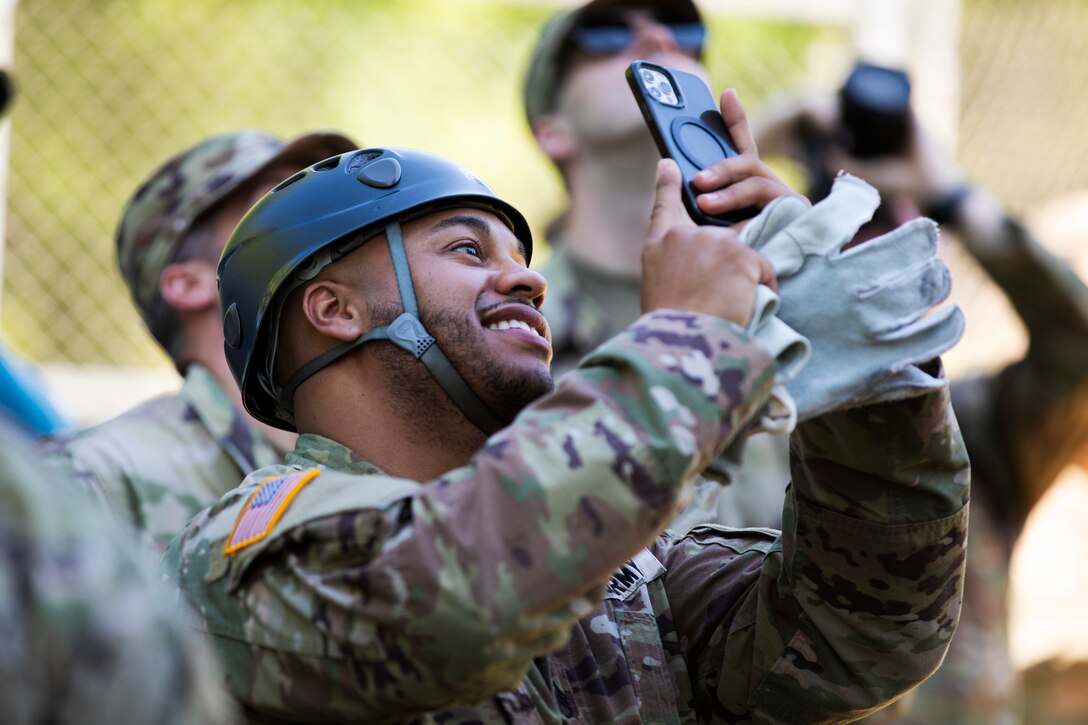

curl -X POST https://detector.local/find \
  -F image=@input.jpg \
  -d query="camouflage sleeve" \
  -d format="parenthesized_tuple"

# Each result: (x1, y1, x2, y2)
(0, 427, 232, 724)
(38, 437, 127, 524)
(166, 310, 777, 721)
(951, 218, 1088, 523)
(665, 368, 970, 722)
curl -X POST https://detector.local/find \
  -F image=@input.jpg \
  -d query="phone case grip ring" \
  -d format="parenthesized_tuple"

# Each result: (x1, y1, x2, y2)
(670, 116, 732, 170)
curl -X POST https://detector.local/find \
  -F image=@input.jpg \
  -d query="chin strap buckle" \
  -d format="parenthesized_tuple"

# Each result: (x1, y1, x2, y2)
(387, 312, 436, 359)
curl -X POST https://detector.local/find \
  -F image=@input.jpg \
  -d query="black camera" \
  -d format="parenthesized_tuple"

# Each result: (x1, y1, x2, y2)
(839, 62, 912, 158)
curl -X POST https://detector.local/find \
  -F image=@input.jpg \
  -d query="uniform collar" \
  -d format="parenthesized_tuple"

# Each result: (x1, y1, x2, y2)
(179, 363, 281, 473)
(539, 242, 611, 355)
(287, 433, 387, 476)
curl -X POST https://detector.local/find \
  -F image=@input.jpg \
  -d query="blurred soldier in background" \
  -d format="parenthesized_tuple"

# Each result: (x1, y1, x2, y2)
(0, 419, 233, 724)
(0, 64, 231, 725)
(755, 62, 1088, 723)
(40, 130, 357, 553)
(522, 0, 792, 531)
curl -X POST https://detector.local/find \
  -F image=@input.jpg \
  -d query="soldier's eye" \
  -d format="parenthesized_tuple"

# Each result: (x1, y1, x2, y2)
(452, 241, 482, 258)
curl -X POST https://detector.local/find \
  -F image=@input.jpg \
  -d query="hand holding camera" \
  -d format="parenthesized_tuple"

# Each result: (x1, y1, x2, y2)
(834, 63, 968, 211)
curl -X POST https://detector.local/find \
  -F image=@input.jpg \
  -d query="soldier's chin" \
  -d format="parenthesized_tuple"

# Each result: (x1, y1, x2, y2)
(487, 366, 555, 425)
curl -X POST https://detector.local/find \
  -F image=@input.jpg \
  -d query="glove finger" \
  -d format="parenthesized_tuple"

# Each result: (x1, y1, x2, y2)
(750, 174, 879, 276)
(855, 257, 953, 333)
(755, 317, 812, 384)
(871, 304, 966, 364)
(747, 284, 811, 384)
(790, 356, 950, 421)
(837, 217, 939, 271)
(747, 284, 781, 331)
(863, 365, 948, 405)
(786, 304, 962, 421)
(756, 386, 798, 436)
(739, 195, 809, 249)
(785, 173, 880, 255)
(748, 231, 805, 277)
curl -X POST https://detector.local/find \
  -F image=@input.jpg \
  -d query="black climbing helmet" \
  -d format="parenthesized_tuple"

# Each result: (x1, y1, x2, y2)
(218, 147, 533, 432)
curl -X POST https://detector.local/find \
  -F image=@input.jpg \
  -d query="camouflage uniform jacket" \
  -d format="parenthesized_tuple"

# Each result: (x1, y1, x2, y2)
(864, 220, 1088, 724)
(0, 421, 232, 724)
(540, 243, 789, 530)
(165, 310, 969, 724)
(42, 364, 282, 553)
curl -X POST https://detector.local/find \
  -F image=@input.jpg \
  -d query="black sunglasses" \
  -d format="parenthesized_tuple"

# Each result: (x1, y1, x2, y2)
(568, 22, 705, 57)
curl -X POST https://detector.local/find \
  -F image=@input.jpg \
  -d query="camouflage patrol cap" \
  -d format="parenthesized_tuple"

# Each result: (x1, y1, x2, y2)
(522, 0, 702, 124)
(116, 130, 358, 332)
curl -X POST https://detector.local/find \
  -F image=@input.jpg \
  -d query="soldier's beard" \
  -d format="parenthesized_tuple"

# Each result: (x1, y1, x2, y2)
(369, 302, 555, 431)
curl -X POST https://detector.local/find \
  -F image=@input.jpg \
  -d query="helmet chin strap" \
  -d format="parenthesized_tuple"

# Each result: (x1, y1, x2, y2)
(276, 221, 504, 435)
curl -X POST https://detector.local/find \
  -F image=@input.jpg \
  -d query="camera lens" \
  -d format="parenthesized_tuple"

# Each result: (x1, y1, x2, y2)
(840, 62, 912, 158)
(650, 87, 662, 99)
(660, 80, 674, 96)
(642, 70, 655, 83)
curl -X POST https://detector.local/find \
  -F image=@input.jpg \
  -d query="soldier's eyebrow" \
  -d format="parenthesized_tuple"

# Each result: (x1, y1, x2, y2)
(428, 214, 491, 238)
(428, 214, 528, 261)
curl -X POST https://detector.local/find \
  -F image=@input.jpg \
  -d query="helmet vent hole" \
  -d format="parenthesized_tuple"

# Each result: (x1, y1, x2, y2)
(272, 171, 305, 193)
(345, 150, 383, 174)
(312, 157, 340, 172)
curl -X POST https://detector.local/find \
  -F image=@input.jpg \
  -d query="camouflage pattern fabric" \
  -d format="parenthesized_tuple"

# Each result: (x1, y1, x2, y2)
(540, 242, 788, 529)
(164, 310, 969, 723)
(0, 420, 232, 724)
(115, 129, 357, 332)
(41, 364, 282, 553)
(860, 219, 1088, 724)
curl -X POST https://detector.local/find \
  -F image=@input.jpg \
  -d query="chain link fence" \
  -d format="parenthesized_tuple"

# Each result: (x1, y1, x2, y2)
(5, 0, 1088, 383)
(4, 0, 841, 374)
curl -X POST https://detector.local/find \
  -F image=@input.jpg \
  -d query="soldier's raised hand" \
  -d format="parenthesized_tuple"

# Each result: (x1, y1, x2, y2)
(641, 159, 776, 327)
(692, 89, 810, 223)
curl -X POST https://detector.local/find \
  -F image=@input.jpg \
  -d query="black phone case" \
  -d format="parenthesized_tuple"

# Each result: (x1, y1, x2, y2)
(626, 60, 755, 225)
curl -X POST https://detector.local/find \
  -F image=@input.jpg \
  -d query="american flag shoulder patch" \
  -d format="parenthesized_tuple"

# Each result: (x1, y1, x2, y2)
(224, 468, 322, 555)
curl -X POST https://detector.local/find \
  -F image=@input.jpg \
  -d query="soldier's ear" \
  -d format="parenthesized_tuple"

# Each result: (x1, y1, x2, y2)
(532, 113, 579, 164)
(300, 279, 366, 343)
(160, 260, 218, 313)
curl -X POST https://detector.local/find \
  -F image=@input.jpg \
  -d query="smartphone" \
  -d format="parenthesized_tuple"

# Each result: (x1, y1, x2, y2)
(626, 60, 756, 225)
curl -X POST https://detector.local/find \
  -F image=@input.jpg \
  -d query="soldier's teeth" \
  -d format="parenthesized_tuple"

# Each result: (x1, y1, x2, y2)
(488, 319, 540, 337)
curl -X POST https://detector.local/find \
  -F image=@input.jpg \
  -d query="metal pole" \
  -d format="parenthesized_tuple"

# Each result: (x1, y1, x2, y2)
(853, 0, 962, 154)
(910, 0, 963, 155)
(855, 0, 911, 68)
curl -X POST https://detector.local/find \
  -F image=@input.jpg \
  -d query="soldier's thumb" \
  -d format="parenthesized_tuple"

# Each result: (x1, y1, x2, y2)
(647, 159, 691, 241)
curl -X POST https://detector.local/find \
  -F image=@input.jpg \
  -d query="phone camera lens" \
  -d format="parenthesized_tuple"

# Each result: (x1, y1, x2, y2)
(650, 87, 662, 99)
(642, 70, 654, 82)
(660, 81, 674, 96)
